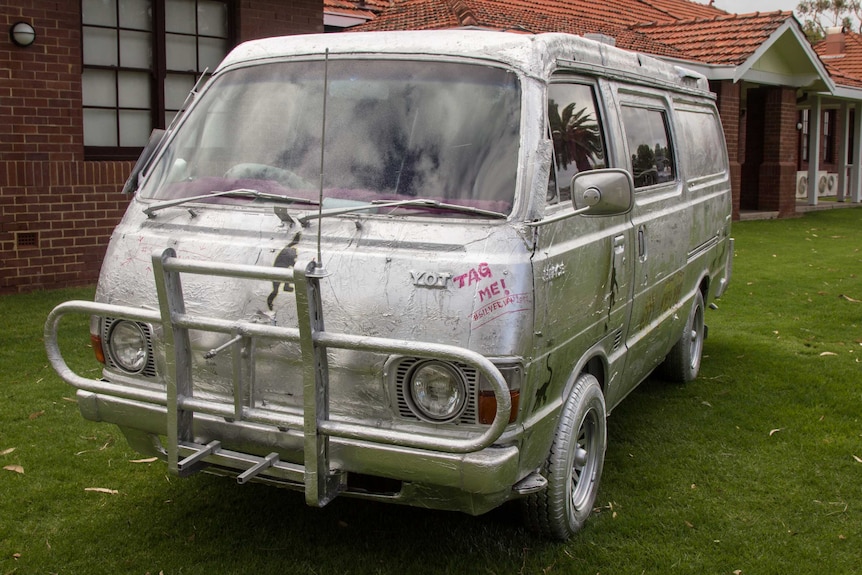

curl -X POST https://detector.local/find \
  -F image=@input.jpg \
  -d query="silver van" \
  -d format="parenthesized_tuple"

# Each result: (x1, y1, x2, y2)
(46, 30, 732, 539)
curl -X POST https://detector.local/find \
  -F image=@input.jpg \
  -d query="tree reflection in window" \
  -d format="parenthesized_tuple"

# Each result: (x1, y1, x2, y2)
(547, 83, 606, 204)
(620, 105, 675, 189)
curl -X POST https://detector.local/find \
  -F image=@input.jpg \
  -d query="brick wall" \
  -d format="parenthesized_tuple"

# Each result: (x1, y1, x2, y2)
(1, 161, 133, 291)
(1, 0, 322, 294)
(239, 0, 323, 39)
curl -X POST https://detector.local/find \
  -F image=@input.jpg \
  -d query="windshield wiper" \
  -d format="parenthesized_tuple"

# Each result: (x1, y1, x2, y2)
(143, 188, 319, 218)
(298, 198, 507, 225)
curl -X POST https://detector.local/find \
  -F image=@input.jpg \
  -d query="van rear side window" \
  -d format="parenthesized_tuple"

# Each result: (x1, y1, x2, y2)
(620, 105, 676, 189)
(676, 109, 727, 180)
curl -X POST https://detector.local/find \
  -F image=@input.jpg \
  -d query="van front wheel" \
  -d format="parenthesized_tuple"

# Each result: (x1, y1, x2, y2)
(661, 290, 705, 382)
(523, 373, 606, 540)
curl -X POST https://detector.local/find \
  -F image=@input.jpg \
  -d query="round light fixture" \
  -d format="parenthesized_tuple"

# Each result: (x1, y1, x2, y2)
(10, 22, 36, 48)
(107, 320, 149, 373)
(407, 360, 468, 422)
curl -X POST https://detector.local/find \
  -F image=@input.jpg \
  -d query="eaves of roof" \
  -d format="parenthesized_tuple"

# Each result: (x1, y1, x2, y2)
(325, 7, 377, 20)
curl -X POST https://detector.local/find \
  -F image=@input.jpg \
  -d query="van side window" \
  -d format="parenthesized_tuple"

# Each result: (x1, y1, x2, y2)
(547, 83, 607, 204)
(620, 105, 676, 189)
(676, 109, 727, 179)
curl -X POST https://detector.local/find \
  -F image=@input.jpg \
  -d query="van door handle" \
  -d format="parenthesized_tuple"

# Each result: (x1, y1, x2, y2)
(637, 227, 647, 261)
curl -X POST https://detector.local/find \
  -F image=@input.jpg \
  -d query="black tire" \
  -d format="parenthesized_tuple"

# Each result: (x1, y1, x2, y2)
(523, 373, 607, 540)
(661, 290, 705, 382)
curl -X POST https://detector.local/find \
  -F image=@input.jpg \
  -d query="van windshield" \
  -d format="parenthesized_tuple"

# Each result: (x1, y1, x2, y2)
(140, 59, 522, 217)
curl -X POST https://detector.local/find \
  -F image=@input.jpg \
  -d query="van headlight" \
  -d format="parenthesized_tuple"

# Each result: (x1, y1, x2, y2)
(106, 320, 149, 374)
(407, 360, 468, 422)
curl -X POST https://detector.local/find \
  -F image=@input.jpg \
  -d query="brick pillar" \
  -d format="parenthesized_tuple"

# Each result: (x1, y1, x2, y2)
(711, 80, 742, 220)
(758, 86, 798, 217)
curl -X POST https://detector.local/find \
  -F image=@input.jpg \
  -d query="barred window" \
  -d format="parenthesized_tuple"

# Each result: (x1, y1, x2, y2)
(82, 0, 232, 160)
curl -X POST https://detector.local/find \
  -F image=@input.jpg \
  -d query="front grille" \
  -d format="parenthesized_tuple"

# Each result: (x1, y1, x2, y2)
(392, 357, 478, 424)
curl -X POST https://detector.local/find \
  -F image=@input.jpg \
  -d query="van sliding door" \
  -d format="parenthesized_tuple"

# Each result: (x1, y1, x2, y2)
(614, 87, 690, 388)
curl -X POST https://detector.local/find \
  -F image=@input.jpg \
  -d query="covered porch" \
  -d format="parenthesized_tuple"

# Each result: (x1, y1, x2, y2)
(657, 17, 862, 219)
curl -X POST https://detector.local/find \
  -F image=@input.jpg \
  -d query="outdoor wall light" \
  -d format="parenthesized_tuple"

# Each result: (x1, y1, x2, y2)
(10, 22, 36, 48)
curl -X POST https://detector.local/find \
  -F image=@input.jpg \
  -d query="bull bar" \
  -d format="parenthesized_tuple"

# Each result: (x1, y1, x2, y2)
(44, 249, 512, 507)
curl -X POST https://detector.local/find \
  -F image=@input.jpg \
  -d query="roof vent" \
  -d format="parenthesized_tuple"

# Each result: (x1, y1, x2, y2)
(584, 33, 616, 46)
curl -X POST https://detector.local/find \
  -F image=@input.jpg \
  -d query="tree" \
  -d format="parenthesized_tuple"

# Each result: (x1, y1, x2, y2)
(548, 101, 604, 172)
(797, 0, 861, 40)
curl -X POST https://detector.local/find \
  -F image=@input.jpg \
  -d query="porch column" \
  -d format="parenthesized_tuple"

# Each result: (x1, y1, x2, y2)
(837, 101, 849, 202)
(807, 94, 822, 206)
(852, 102, 862, 203)
(711, 80, 742, 219)
(758, 86, 798, 216)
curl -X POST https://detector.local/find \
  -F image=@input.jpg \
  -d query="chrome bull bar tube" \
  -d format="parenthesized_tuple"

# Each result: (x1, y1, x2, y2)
(45, 248, 512, 507)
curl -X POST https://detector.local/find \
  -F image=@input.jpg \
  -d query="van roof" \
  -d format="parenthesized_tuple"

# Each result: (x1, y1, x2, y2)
(218, 30, 710, 93)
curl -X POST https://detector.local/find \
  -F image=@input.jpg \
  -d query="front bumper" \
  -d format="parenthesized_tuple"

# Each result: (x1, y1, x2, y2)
(78, 389, 521, 514)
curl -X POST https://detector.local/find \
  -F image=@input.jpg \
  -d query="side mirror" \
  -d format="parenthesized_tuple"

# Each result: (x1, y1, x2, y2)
(121, 129, 166, 194)
(571, 168, 634, 216)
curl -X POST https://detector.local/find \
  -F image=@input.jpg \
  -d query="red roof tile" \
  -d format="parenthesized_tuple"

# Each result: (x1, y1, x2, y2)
(633, 11, 795, 65)
(352, 0, 669, 31)
(329, 1, 862, 90)
(815, 31, 862, 88)
(641, 0, 727, 20)
(350, 1, 783, 65)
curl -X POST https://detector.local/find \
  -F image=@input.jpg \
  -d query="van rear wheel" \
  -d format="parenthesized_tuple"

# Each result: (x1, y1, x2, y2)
(523, 373, 606, 540)
(661, 290, 705, 382)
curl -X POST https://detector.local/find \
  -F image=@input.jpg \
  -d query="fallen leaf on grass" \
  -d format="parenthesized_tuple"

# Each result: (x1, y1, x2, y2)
(13, 553, 21, 559)
(84, 487, 119, 495)
(29, 410, 45, 420)
(129, 457, 158, 464)
(4, 465, 24, 474)
(1, 447, 15, 456)
(853, 455, 862, 464)
(840, 294, 860, 303)
(820, 352, 838, 356)
(769, 428, 782, 436)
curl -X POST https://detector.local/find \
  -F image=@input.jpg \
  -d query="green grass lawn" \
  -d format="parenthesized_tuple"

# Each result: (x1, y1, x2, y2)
(2, 208, 861, 574)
